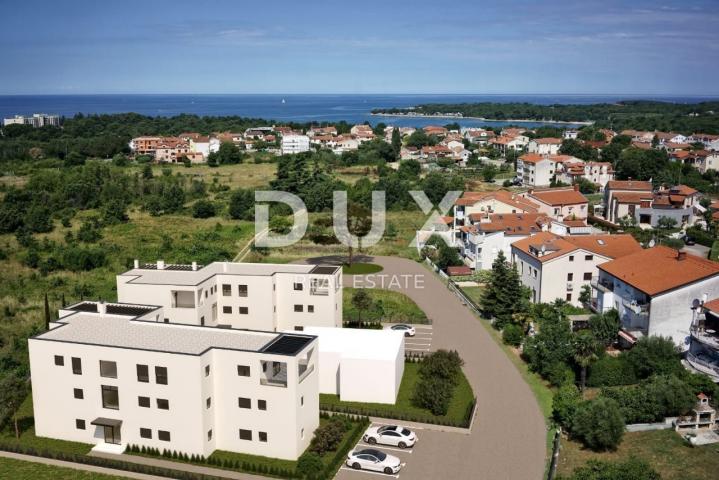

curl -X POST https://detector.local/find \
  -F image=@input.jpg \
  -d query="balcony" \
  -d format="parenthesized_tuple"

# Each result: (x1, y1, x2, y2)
(622, 298, 649, 315)
(260, 361, 288, 388)
(310, 278, 329, 296)
(686, 352, 719, 380)
(691, 328, 719, 350)
(566, 282, 574, 292)
(590, 276, 614, 293)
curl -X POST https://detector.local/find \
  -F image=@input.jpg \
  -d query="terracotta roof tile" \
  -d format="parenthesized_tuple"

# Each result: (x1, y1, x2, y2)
(528, 188, 588, 206)
(606, 180, 653, 191)
(512, 232, 640, 263)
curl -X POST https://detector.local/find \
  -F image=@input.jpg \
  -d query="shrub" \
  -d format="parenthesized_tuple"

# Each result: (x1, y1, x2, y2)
(587, 355, 637, 387)
(297, 451, 324, 477)
(192, 199, 216, 219)
(571, 397, 625, 451)
(502, 324, 524, 347)
(309, 416, 348, 455)
(626, 336, 683, 379)
(557, 457, 660, 480)
(418, 349, 464, 384)
(552, 383, 582, 427)
(411, 375, 453, 416)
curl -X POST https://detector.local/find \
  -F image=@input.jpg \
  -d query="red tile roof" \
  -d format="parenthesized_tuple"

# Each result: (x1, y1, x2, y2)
(511, 232, 641, 263)
(455, 190, 540, 212)
(447, 266, 472, 276)
(528, 188, 588, 206)
(519, 153, 549, 164)
(599, 246, 719, 296)
(606, 180, 653, 191)
(468, 213, 548, 235)
(533, 137, 562, 144)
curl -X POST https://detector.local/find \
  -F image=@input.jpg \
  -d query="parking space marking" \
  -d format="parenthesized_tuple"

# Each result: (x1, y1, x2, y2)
(338, 466, 400, 478)
(404, 341, 431, 345)
(357, 442, 413, 454)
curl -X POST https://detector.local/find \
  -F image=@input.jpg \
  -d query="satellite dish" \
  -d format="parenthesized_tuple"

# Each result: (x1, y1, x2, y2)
(692, 298, 701, 310)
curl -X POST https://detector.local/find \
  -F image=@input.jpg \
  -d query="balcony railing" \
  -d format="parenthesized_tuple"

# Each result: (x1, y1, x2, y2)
(590, 276, 613, 293)
(622, 298, 649, 315)
(691, 328, 719, 349)
(686, 352, 719, 378)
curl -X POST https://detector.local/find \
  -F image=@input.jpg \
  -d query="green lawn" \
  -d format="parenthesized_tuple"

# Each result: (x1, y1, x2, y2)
(320, 361, 475, 427)
(0, 396, 93, 456)
(557, 430, 719, 480)
(342, 263, 383, 275)
(0, 457, 126, 480)
(343, 288, 429, 324)
(460, 286, 484, 306)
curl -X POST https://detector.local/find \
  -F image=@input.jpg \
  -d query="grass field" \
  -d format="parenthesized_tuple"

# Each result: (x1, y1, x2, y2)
(342, 263, 383, 275)
(0, 457, 126, 480)
(137, 161, 277, 191)
(320, 361, 475, 426)
(343, 288, 429, 324)
(556, 430, 719, 480)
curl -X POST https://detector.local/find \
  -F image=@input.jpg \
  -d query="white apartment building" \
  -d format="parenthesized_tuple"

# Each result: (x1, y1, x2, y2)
(527, 137, 562, 155)
(3, 113, 60, 127)
(524, 186, 589, 220)
(281, 135, 311, 155)
(117, 261, 342, 332)
(516, 154, 556, 187)
(511, 232, 642, 306)
(29, 301, 319, 459)
(591, 246, 719, 349)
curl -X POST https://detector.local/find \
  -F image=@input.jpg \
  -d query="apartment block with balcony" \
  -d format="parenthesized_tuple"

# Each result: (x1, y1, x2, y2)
(686, 299, 719, 381)
(116, 261, 342, 332)
(592, 246, 719, 349)
(511, 232, 641, 306)
(29, 301, 319, 459)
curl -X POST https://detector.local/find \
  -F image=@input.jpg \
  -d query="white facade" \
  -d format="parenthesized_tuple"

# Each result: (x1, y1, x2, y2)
(116, 261, 342, 332)
(281, 135, 311, 155)
(527, 139, 561, 155)
(302, 327, 405, 404)
(29, 302, 319, 459)
(3, 113, 60, 127)
(517, 156, 555, 187)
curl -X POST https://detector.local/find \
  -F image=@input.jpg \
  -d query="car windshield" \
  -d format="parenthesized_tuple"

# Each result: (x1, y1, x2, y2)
(401, 428, 411, 436)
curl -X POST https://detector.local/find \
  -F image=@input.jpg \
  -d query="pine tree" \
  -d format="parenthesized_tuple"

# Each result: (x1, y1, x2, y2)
(480, 251, 510, 321)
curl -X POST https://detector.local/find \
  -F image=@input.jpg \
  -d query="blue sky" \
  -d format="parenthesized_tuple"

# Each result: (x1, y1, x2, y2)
(1, 0, 718, 95)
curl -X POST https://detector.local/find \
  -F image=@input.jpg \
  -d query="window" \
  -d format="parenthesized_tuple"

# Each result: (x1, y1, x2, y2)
(99, 360, 117, 379)
(569, 255, 574, 262)
(155, 366, 168, 385)
(238, 397, 251, 409)
(566, 293, 572, 301)
(158, 430, 171, 442)
(138, 396, 150, 408)
(567, 273, 573, 281)
(164, 318, 169, 323)
(54, 355, 64, 366)
(259, 432, 268, 442)
(101, 385, 119, 410)
(157, 398, 169, 410)
(205, 290, 208, 298)
(222, 284, 231, 296)
(239, 429, 252, 441)
(294, 326, 304, 331)
(207, 429, 213, 441)
(301, 428, 304, 439)
(73, 388, 84, 400)
(72, 357, 82, 375)
(301, 396, 304, 407)
(585, 255, 594, 261)
(293, 282, 303, 291)
(583, 272, 592, 281)
(205, 365, 210, 377)
(239, 307, 248, 315)
(76, 419, 85, 430)
(206, 397, 212, 409)
(294, 305, 303, 313)
(222, 306, 232, 314)
(237, 365, 250, 377)
(308, 305, 314, 313)
(140, 428, 152, 439)
(136, 364, 149, 383)
(258, 399, 267, 411)
(238, 285, 248, 297)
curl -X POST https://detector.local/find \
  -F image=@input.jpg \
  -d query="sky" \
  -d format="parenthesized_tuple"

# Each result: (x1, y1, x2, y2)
(1, 0, 718, 95)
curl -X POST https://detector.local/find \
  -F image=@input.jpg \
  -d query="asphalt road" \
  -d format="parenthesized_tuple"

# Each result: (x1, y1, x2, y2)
(307, 256, 547, 480)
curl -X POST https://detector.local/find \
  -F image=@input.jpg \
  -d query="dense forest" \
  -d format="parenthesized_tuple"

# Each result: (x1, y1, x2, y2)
(372, 100, 719, 134)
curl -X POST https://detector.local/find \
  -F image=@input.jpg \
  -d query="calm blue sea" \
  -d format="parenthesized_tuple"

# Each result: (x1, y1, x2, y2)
(0, 94, 717, 128)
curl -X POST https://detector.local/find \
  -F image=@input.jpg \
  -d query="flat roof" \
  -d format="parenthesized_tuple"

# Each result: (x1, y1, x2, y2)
(36, 311, 314, 356)
(119, 262, 332, 286)
(302, 326, 404, 361)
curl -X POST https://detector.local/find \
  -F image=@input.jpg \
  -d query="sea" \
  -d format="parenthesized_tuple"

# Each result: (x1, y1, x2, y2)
(0, 94, 717, 129)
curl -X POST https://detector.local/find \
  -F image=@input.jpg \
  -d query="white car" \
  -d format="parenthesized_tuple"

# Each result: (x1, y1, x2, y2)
(364, 425, 417, 448)
(346, 448, 404, 474)
(389, 324, 416, 337)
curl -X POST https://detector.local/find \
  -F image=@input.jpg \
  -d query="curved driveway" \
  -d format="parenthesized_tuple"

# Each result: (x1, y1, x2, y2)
(307, 255, 547, 480)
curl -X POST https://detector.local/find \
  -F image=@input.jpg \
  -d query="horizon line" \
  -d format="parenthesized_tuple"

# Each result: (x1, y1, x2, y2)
(2, 92, 719, 97)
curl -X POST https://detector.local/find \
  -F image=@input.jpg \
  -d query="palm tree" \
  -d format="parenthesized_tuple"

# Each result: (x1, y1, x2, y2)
(573, 331, 599, 393)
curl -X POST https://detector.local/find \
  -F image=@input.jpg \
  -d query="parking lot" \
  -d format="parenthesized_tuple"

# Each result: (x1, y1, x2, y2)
(383, 324, 434, 354)
(335, 422, 418, 479)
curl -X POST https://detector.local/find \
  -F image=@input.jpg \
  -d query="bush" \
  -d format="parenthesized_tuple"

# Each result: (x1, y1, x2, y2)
(571, 397, 625, 451)
(587, 355, 637, 387)
(297, 451, 324, 477)
(418, 349, 464, 384)
(502, 324, 524, 347)
(626, 336, 683, 379)
(309, 416, 349, 455)
(552, 383, 582, 427)
(557, 457, 660, 480)
(192, 199, 216, 218)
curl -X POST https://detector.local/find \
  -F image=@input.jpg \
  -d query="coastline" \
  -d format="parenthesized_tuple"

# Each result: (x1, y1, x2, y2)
(370, 112, 594, 125)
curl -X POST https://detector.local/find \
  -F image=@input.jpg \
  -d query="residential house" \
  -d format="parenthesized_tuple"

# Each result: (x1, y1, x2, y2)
(464, 129, 495, 145)
(154, 138, 191, 163)
(423, 126, 448, 138)
(555, 157, 614, 190)
(333, 136, 360, 154)
(307, 126, 337, 137)
(281, 135, 311, 155)
(600, 180, 654, 224)
(29, 301, 319, 459)
(592, 246, 719, 348)
(640, 184, 700, 227)
(512, 232, 642, 306)
(453, 190, 540, 228)
(130, 137, 162, 155)
(524, 185, 589, 220)
(527, 137, 562, 155)
(563, 130, 579, 140)
(686, 299, 719, 381)
(516, 154, 556, 187)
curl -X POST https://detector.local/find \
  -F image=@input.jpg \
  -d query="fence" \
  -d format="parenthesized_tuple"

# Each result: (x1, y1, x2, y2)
(546, 428, 561, 480)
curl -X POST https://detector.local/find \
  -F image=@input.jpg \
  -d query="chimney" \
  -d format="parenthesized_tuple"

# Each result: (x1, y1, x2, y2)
(133, 259, 139, 269)
(677, 251, 687, 261)
(157, 260, 165, 270)
(192, 261, 197, 271)
(573, 183, 579, 192)
(98, 300, 107, 315)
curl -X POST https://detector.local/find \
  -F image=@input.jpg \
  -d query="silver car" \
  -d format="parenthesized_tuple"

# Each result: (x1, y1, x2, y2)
(364, 425, 417, 448)
(346, 448, 404, 474)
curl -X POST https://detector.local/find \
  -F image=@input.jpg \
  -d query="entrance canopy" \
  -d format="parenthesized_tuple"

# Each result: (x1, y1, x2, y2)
(91, 417, 122, 428)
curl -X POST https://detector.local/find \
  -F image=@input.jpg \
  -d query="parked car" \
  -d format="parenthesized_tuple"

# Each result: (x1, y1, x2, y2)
(364, 425, 417, 448)
(346, 448, 404, 474)
(388, 324, 416, 337)
(684, 235, 696, 245)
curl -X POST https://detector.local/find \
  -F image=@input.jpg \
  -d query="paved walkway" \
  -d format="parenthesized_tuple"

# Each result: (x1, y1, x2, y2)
(0, 450, 168, 480)
(308, 256, 547, 480)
